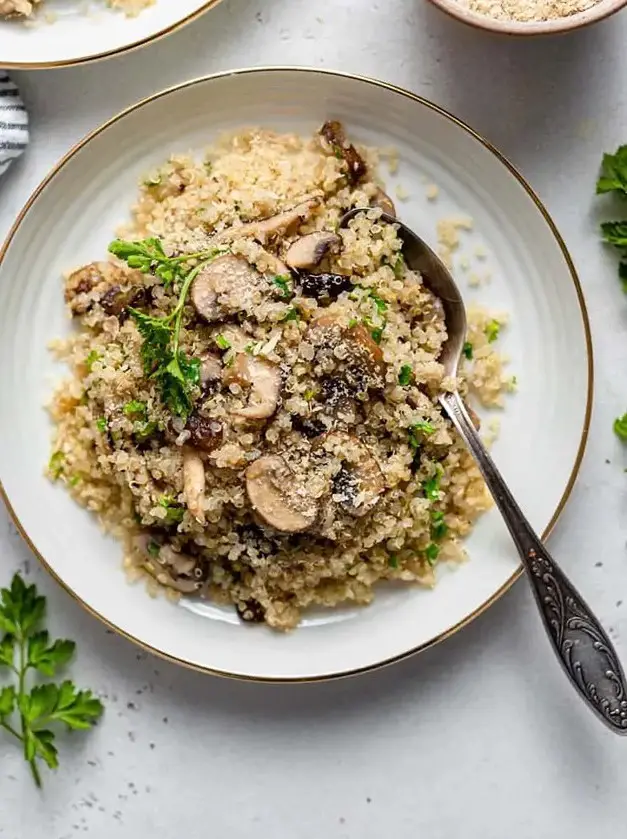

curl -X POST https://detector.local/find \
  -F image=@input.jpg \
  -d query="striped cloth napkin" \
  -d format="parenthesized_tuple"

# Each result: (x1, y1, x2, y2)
(0, 72, 29, 177)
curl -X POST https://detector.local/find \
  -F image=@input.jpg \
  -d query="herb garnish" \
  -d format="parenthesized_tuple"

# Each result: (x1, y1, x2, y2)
(424, 543, 440, 566)
(111, 237, 224, 419)
(123, 400, 147, 420)
(215, 334, 231, 351)
(597, 146, 627, 197)
(158, 495, 185, 525)
(398, 364, 414, 386)
(95, 418, 107, 433)
(48, 452, 64, 481)
(272, 274, 293, 299)
(423, 464, 443, 502)
(281, 307, 300, 323)
(462, 342, 473, 360)
(484, 319, 500, 343)
(388, 555, 399, 569)
(430, 509, 448, 541)
(85, 350, 101, 372)
(614, 414, 627, 441)
(408, 422, 435, 449)
(0, 574, 103, 787)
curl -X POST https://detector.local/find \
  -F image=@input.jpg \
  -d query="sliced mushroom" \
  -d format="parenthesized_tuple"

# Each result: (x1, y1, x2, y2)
(322, 432, 385, 517)
(245, 455, 318, 533)
(198, 352, 223, 390)
(285, 231, 341, 270)
(224, 354, 281, 420)
(187, 414, 224, 452)
(191, 255, 261, 323)
(348, 323, 385, 373)
(371, 187, 396, 217)
(182, 449, 206, 524)
(319, 121, 367, 184)
(64, 261, 144, 317)
(132, 535, 204, 594)
(214, 198, 321, 246)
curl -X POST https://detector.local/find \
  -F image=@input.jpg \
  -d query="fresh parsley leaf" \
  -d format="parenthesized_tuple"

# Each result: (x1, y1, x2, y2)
(425, 543, 440, 566)
(281, 307, 300, 323)
(147, 540, 161, 558)
(388, 555, 399, 569)
(348, 318, 359, 328)
(431, 510, 448, 541)
(129, 309, 172, 375)
(134, 421, 159, 443)
(0, 575, 103, 787)
(96, 417, 107, 433)
(597, 147, 627, 197)
(0, 685, 16, 718)
(601, 220, 627, 250)
(484, 319, 500, 343)
(369, 289, 388, 314)
(215, 334, 231, 350)
(619, 262, 627, 293)
(123, 400, 147, 420)
(27, 632, 75, 678)
(48, 451, 64, 481)
(159, 495, 185, 525)
(462, 341, 473, 360)
(398, 364, 413, 386)
(370, 326, 383, 344)
(85, 350, 101, 372)
(614, 413, 627, 441)
(272, 274, 293, 299)
(423, 465, 443, 502)
(409, 422, 435, 448)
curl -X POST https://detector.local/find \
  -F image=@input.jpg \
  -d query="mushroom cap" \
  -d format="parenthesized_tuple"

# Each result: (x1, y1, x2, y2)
(224, 353, 281, 420)
(190, 255, 261, 323)
(213, 197, 321, 245)
(322, 432, 385, 517)
(285, 231, 341, 270)
(245, 455, 319, 533)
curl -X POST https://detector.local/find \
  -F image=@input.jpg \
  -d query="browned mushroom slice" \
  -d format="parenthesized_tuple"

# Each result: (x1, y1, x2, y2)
(224, 353, 281, 420)
(214, 198, 321, 245)
(319, 121, 367, 184)
(64, 261, 144, 317)
(323, 432, 385, 517)
(198, 352, 223, 389)
(182, 449, 206, 524)
(132, 535, 204, 594)
(285, 231, 342, 270)
(371, 187, 396, 217)
(245, 455, 318, 533)
(190, 255, 261, 323)
(348, 323, 385, 374)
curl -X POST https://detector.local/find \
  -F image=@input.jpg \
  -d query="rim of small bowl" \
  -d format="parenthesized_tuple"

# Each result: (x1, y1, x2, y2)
(426, 0, 627, 35)
(0, 0, 223, 70)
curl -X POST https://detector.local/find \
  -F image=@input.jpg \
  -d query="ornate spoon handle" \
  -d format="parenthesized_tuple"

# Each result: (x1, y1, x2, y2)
(441, 390, 627, 733)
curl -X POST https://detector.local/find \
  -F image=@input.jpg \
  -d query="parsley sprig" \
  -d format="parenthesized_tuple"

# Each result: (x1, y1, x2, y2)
(597, 148, 627, 291)
(110, 237, 224, 418)
(0, 575, 103, 788)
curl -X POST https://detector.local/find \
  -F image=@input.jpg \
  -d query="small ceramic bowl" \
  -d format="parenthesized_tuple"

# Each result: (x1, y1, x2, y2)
(427, 0, 627, 35)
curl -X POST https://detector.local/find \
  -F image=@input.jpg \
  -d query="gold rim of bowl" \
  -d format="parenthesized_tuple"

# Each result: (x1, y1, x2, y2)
(0, 67, 594, 683)
(0, 0, 223, 70)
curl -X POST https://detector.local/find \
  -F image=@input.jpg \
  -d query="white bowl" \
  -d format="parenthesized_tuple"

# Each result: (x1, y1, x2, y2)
(0, 0, 222, 69)
(0, 69, 592, 681)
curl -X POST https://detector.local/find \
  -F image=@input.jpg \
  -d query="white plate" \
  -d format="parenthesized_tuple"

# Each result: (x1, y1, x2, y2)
(0, 0, 221, 68)
(0, 69, 592, 681)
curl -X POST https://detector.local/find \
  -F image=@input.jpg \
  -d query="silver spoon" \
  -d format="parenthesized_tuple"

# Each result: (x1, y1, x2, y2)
(342, 208, 627, 733)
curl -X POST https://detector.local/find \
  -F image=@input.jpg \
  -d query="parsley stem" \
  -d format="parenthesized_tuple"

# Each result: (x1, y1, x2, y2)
(18, 631, 28, 764)
(29, 755, 42, 788)
(0, 719, 22, 741)
(170, 263, 205, 357)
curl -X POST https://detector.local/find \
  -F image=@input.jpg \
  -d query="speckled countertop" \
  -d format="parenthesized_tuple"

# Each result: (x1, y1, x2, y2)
(2, 1, 627, 836)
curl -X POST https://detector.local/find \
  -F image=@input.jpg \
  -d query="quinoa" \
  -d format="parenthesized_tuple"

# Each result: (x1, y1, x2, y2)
(46, 125, 511, 631)
(0, 0, 153, 19)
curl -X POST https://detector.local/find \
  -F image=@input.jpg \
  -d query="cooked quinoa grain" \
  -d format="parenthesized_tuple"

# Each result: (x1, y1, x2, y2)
(47, 124, 510, 630)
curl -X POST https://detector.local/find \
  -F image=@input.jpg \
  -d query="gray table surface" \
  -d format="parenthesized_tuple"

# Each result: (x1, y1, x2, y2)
(2, 1, 627, 836)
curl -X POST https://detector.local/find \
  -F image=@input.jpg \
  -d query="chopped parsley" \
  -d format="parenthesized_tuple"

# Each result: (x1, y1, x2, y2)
(388, 555, 399, 569)
(215, 334, 231, 351)
(614, 413, 627, 441)
(143, 173, 162, 187)
(68, 476, 80, 488)
(304, 389, 317, 402)
(95, 418, 107, 433)
(431, 510, 448, 541)
(123, 400, 147, 420)
(48, 452, 64, 481)
(85, 350, 101, 372)
(424, 543, 440, 566)
(484, 319, 500, 343)
(281, 307, 300, 323)
(398, 364, 414, 386)
(272, 274, 293, 299)
(147, 540, 161, 558)
(134, 421, 159, 443)
(370, 326, 383, 344)
(408, 422, 435, 448)
(158, 495, 185, 525)
(462, 341, 473, 360)
(348, 318, 359, 328)
(368, 289, 388, 314)
(423, 464, 443, 502)
(392, 254, 405, 279)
